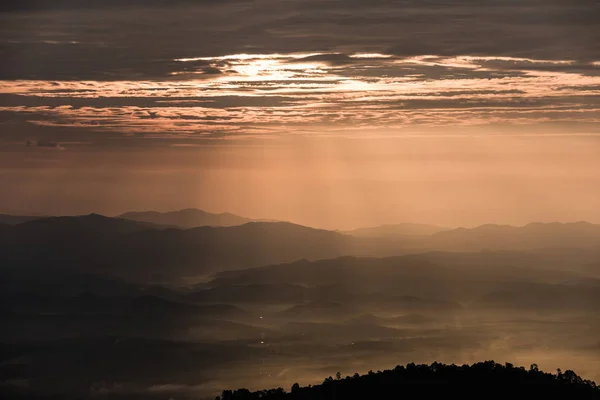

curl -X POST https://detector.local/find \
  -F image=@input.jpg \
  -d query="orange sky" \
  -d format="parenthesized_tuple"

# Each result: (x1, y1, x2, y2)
(2, 134, 598, 229)
(0, 1, 598, 228)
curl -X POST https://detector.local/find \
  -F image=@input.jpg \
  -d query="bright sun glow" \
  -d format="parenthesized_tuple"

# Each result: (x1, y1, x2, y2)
(1, 53, 599, 136)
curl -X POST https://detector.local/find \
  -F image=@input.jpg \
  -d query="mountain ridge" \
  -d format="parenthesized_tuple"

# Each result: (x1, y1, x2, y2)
(1, 215, 598, 283)
(343, 223, 447, 237)
(117, 208, 263, 228)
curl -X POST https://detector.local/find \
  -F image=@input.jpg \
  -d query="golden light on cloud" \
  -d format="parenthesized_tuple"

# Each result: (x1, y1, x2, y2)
(1, 53, 600, 138)
(349, 53, 393, 59)
(2, 5, 600, 400)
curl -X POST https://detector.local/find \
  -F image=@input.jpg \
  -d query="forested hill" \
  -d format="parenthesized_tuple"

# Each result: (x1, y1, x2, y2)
(219, 361, 600, 400)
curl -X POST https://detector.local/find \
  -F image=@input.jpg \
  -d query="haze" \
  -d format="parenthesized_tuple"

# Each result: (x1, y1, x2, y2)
(1, 0, 600, 228)
(1, 1, 599, 400)
(2, 135, 600, 229)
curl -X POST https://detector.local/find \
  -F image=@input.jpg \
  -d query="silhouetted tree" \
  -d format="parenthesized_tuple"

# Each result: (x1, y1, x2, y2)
(530, 364, 539, 372)
(221, 390, 232, 400)
(219, 361, 600, 400)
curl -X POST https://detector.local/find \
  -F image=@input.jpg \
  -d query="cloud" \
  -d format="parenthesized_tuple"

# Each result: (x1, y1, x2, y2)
(0, 0, 238, 13)
(292, 53, 354, 65)
(0, 1, 598, 141)
(1, 1, 598, 80)
(1, 51, 600, 139)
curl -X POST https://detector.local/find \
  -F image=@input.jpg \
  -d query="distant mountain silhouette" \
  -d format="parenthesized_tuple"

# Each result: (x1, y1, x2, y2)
(344, 312, 435, 327)
(479, 282, 600, 311)
(344, 223, 447, 237)
(429, 221, 600, 251)
(2, 214, 599, 283)
(219, 361, 600, 399)
(342, 222, 600, 252)
(3, 214, 600, 400)
(210, 252, 596, 305)
(392, 313, 436, 325)
(118, 208, 262, 228)
(117, 222, 354, 278)
(1, 292, 248, 319)
(345, 313, 385, 325)
(0, 222, 10, 233)
(0, 267, 148, 297)
(279, 301, 347, 318)
(11, 213, 163, 238)
(0, 214, 45, 225)
(188, 283, 310, 304)
(372, 294, 460, 312)
(0, 217, 354, 282)
(283, 320, 404, 340)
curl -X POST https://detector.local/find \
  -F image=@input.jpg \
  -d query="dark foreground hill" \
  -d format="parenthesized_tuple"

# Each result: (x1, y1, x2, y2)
(219, 361, 600, 400)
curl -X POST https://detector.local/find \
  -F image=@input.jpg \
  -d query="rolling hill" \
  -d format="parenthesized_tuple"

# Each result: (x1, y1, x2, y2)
(118, 208, 259, 228)
(0, 214, 46, 225)
(344, 223, 447, 238)
(0, 216, 356, 282)
(1, 213, 598, 284)
(428, 222, 600, 251)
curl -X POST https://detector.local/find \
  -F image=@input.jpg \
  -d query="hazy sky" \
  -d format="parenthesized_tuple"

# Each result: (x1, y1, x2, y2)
(1, 0, 599, 229)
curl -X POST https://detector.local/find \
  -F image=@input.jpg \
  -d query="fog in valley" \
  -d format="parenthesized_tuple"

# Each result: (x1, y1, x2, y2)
(2, 0, 599, 398)
(2, 211, 600, 399)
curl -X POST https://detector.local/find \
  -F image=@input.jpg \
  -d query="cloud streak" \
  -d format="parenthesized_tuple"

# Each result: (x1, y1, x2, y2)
(0, 1, 599, 141)
(1, 53, 600, 138)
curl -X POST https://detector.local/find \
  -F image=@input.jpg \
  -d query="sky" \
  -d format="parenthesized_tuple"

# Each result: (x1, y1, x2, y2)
(0, 0, 599, 229)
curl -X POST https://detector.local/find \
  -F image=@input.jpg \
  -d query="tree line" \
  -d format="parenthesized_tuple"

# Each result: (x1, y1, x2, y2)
(218, 361, 600, 400)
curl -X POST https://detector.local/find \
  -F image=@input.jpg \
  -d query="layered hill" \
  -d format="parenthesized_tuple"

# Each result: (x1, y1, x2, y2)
(0, 215, 354, 281)
(118, 208, 260, 228)
(344, 223, 447, 238)
(1, 214, 598, 283)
